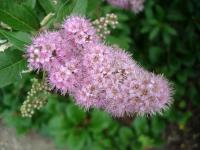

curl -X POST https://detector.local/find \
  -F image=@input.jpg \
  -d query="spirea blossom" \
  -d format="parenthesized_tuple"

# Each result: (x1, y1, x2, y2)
(62, 16, 100, 45)
(106, 0, 145, 13)
(26, 15, 173, 117)
(27, 32, 61, 70)
(75, 43, 173, 116)
(130, 0, 144, 14)
(106, 0, 130, 9)
(48, 58, 84, 94)
(27, 31, 84, 71)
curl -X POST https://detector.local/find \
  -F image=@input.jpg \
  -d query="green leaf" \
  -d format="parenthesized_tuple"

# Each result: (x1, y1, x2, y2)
(148, 46, 163, 64)
(0, 4, 40, 31)
(0, 49, 26, 88)
(107, 35, 131, 50)
(0, 30, 31, 51)
(138, 135, 154, 148)
(151, 117, 165, 136)
(132, 117, 149, 135)
(176, 70, 188, 83)
(38, 0, 55, 14)
(141, 26, 151, 33)
(66, 103, 86, 125)
(0, 0, 14, 9)
(23, 0, 37, 9)
(90, 110, 111, 133)
(2, 110, 31, 134)
(119, 127, 133, 144)
(67, 130, 87, 150)
(87, 0, 102, 14)
(48, 115, 69, 135)
(178, 111, 192, 127)
(54, 0, 71, 23)
(164, 25, 177, 36)
(162, 32, 171, 45)
(167, 11, 185, 21)
(145, 1, 154, 20)
(179, 100, 186, 109)
(72, 0, 88, 15)
(149, 27, 159, 40)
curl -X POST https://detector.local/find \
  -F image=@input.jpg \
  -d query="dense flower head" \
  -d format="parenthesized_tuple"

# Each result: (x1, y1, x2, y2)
(27, 32, 61, 70)
(62, 16, 100, 45)
(73, 43, 113, 109)
(76, 43, 172, 116)
(27, 15, 173, 117)
(48, 58, 84, 94)
(27, 31, 78, 71)
(104, 68, 172, 117)
(106, 0, 145, 13)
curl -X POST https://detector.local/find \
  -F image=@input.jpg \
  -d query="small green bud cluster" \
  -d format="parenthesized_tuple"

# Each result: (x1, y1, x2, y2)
(20, 78, 50, 118)
(93, 13, 118, 39)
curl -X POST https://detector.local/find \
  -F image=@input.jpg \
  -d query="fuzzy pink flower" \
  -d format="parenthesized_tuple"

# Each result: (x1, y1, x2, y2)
(48, 58, 83, 94)
(106, 0, 130, 9)
(103, 48, 172, 116)
(62, 16, 100, 46)
(27, 15, 173, 117)
(27, 30, 83, 72)
(72, 44, 113, 109)
(130, 0, 144, 13)
(106, 0, 145, 13)
(75, 43, 173, 116)
(27, 32, 61, 70)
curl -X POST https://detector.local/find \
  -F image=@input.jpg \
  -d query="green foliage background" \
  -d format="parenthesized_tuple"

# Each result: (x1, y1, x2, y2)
(0, 0, 200, 149)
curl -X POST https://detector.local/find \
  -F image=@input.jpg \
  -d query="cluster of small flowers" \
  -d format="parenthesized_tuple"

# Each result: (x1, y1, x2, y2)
(93, 13, 118, 39)
(20, 78, 49, 117)
(27, 15, 173, 117)
(75, 43, 173, 116)
(106, 0, 145, 14)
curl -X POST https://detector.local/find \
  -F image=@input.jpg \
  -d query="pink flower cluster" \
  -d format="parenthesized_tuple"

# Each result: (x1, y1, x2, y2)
(106, 0, 145, 14)
(27, 16, 173, 117)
